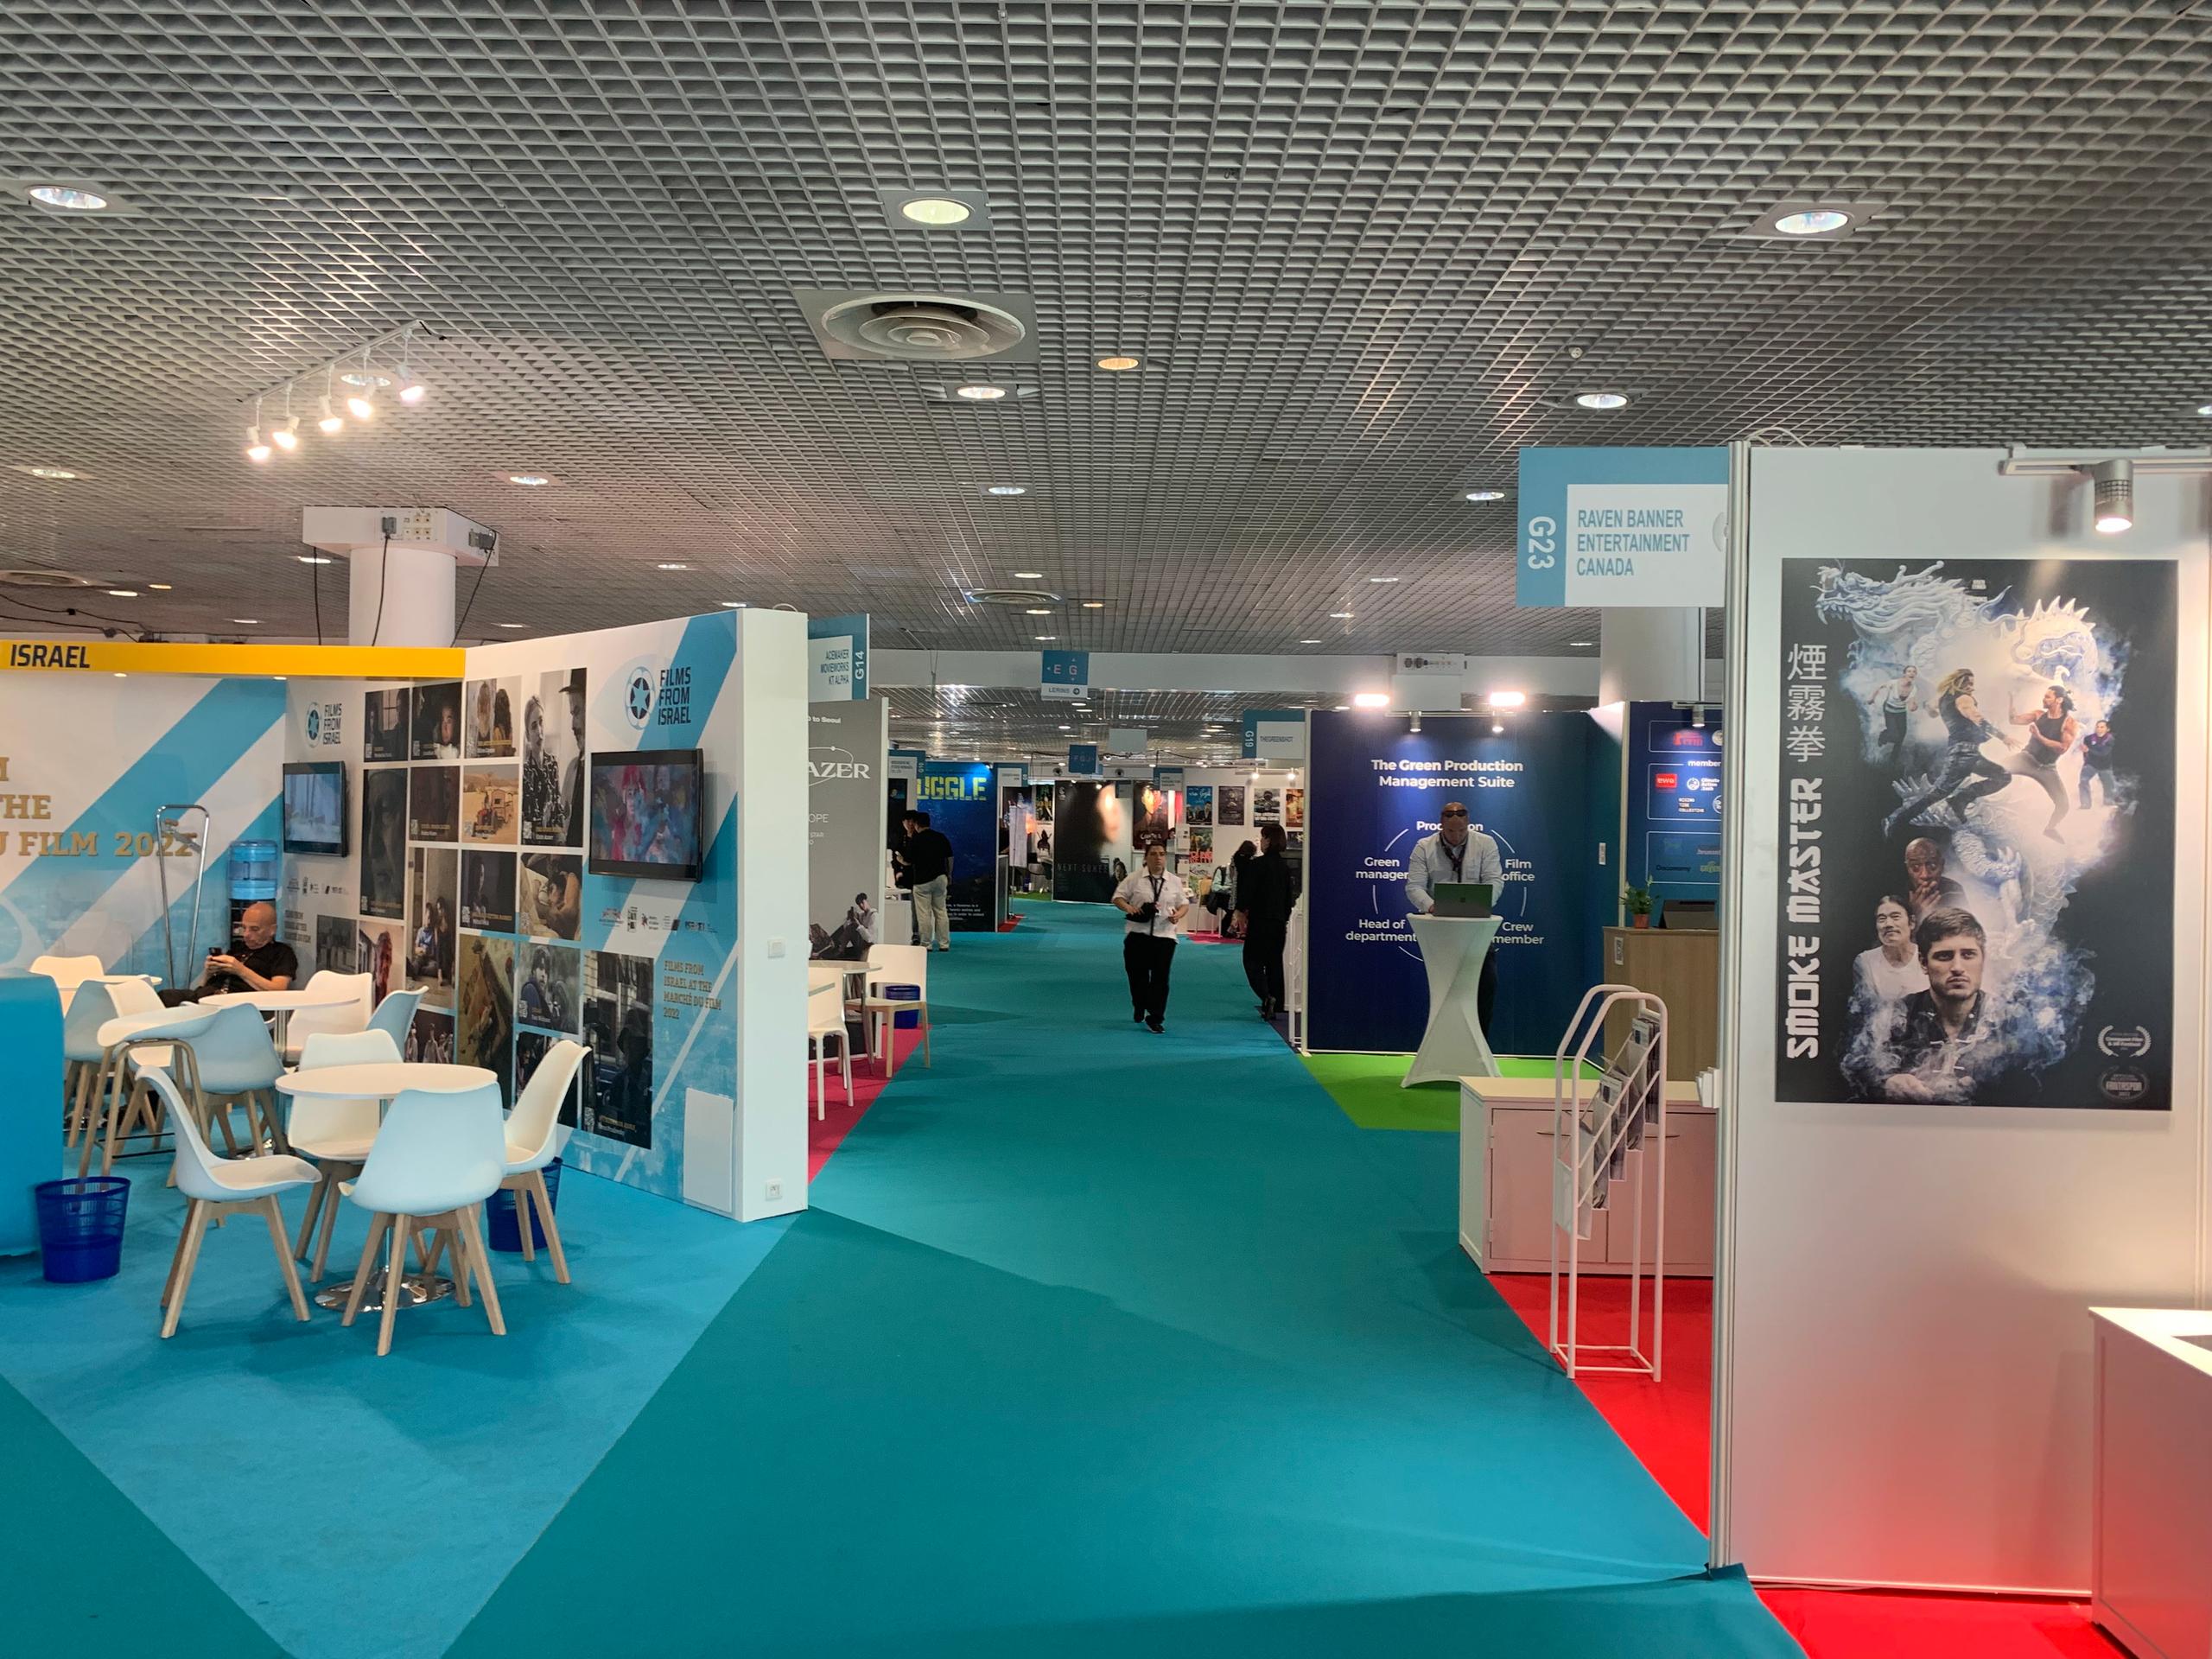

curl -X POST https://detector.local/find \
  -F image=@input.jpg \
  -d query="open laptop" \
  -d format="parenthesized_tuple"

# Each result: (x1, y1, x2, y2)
(1433, 881, 1494, 919)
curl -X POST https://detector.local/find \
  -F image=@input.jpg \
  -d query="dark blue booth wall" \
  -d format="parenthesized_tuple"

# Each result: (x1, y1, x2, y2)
(918, 761, 998, 931)
(1306, 711, 1600, 1056)
(1623, 701, 1723, 908)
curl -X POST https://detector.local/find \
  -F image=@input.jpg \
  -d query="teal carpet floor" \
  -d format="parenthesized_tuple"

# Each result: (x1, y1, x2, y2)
(5, 905, 1796, 1656)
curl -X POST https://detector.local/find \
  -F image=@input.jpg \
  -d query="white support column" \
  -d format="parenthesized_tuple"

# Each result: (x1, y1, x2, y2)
(1598, 607, 1705, 705)
(345, 543, 457, 647)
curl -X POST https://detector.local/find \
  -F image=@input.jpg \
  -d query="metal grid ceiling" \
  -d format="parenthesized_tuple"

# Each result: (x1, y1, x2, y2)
(3, 0, 2210, 657)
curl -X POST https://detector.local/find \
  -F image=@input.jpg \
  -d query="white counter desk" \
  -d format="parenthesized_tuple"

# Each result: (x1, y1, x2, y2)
(2091, 1306, 2212, 1659)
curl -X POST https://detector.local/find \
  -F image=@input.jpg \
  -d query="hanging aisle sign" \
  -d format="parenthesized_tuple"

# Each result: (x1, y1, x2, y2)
(1241, 709, 1308, 763)
(1516, 446, 1731, 608)
(1040, 648, 1090, 702)
(805, 613, 869, 701)
(1067, 742, 1099, 776)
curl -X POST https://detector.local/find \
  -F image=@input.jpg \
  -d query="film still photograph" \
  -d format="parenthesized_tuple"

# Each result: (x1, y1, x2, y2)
(457, 931, 515, 1104)
(466, 676, 520, 760)
(462, 764, 521, 845)
(516, 940, 582, 1034)
(412, 681, 461, 761)
(405, 1007, 454, 1065)
(408, 765, 458, 842)
(518, 851, 582, 940)
(404, 845, 458, 1007)
(363, 686, 410, 763)
(522, 668, 587, 848)
(582, 951, 654, 1147)
(356, 922, 400, 1006)
(359, 768, 408, 919)
(314, 914, 355, 975)
(461, 849, 517, 932)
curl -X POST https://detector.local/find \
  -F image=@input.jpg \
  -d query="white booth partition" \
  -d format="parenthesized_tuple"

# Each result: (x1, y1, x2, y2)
(1712, 445, 2210, 1593)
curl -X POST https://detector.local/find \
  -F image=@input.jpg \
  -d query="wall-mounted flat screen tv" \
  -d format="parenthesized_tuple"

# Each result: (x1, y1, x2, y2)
(588, 749, 705, 881)
(283, 761, 349, 857)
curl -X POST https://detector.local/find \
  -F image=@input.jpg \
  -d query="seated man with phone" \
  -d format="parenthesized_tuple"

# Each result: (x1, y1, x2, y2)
(158, 900, 298, 1006)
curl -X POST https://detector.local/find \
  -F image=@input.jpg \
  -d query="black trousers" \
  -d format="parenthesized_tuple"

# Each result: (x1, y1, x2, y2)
(1123, 932, 1177, 1021)
(1243, 922, 1287, 1010)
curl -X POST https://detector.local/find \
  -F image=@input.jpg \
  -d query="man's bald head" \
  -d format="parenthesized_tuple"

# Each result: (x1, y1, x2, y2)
(239, 901, 277, 942)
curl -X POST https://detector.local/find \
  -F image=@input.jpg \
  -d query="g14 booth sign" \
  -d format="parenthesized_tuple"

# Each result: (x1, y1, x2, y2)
(1305, 711, 1599, 1056)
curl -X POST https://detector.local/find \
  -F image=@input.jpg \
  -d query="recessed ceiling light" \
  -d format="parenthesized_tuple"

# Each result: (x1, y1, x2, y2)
(1012, 570, 1045, 579)
(655, 562, 690, 571)
(1368, 575, 1400, 583)
(498, 621, 526, 629)
(105, 588, 137, 598)
(233, 618, 259, 626)
(1464, 489, 1505, 502)
(720, 601, 747, 609)
(2196, 404, 2212, 418)
(28, 184, 108, 213)
(955, 384, 1007, 400)
(1025, 607, 1052, 615)
(149, 582, 172, 591)
(338, 370, 391, 391)
(1328, 611, 1354, 620)
(1096, 354, 1141, 372)
(1773, 208, 1852, 236)
(1034, 634, 1057, 641)
(1058, 725, 1072, 732)
(987, 485, 1027, 496)
(891, 192, 976, 226)
(507, 474, 550, 486)
(24, 467, 78, 480)
(296, 554, 333, 565)
(1574, 391, 1630, 410)
(1568, 639, 1595, 647)
(1081, 601, 1104, 609)
(1300, 638, 1323, 645)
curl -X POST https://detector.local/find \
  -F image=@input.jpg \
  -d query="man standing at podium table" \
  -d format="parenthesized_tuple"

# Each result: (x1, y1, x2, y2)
(1405, 801, 1504, 1033)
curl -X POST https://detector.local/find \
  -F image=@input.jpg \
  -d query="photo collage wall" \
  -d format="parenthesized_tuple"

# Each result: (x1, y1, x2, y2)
(340, 671, 632, 1132)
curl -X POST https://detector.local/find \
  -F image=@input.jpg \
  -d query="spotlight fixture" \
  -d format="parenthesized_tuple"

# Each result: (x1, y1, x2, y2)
(271, 416, 299, 452)
(1352, 692, 1390, 709)
(245, 431, 270, 464)
(1691, 706, 1707, 730)
(955, 384, 1007, 400)
(1491, 720, 1505, 735)
(1464, 489, 1507, 502)
(1574, 391, 1630, 410)
(987, 485, 1027, 496)
(27, 184, 108, 212)
(1096, 354, 1141, 372)
(1488, 690, 1528, 709)
(1408, 711, 1423, 734)
(345, 391, 377, 422)
(2091, 459, 2133, 534)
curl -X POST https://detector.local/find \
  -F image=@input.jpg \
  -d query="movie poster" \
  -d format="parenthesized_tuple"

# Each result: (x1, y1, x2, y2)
(357, 922, 400, 1005)
(409, 766, 458, 842)
(515, 940, 581, 1033)
(583, 950, 654, 1147)
(404, 846, 458, 1007)
(1252, 787, 1282, 821)
(1284, 786, 1306, 830)
(405, 1006, 454, 1065)
(1217, 785, 1247, 827)
(462, 764, 520, 844)
(315, 914, 354, 975)
(1774, 557, 2175, 1110)
(1052, 780, 1135, 903)
(518, 851, 582, 939)
(521, 669, 586, 847)
(518, 1028, 584, 1128)
(465, 676, 520, 759)
(457, 932, 515, 1103)
(364, 687, 410, 763)
(359, 769, 408, 919)
(460, 849, 517, 931)
(1132, 779, 1173, 849)
(1189, 827, 1214, 865)
(412, 682, 461, 760)
(1186, 785, 1213, 828)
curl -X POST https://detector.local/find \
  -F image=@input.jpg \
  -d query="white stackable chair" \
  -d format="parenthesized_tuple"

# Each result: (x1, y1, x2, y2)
(807, 982, 854, 1119)
(31, 954, 105, 1014)
(281, 969, 373, 1062)
(856, 943, 932, 1077)
(132, 1003, 284, 1161)
(84, 998, 209, 1177)
(498, 1039, 589, 1284)
(340, 1083, 509, 1357)
(141, 1069, 316, 1339)
(63, 976, 161, 1149)
(289, 1029, 402, 1282)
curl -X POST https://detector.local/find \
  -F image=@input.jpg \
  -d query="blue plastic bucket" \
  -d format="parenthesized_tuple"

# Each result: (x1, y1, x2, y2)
(35, 1177, 130, 1283)
(488, 1160, 561, 1253)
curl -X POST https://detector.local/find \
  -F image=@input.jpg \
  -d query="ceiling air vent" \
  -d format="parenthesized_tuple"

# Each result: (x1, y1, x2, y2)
(963, 588, 1061, 608)
(797, 288, 1038, 363)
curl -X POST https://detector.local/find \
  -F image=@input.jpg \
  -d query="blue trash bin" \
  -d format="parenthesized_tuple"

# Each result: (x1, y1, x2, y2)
(881, 982, 920, 1030)
(488, 1160, 561, 1253)
(35, 1177, 130, 1283)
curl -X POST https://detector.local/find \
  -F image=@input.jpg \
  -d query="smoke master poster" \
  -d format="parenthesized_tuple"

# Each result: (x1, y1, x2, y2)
(1775, 557, 2175, 1110)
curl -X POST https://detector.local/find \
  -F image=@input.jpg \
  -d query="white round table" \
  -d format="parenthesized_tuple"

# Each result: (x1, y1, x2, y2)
(275, 1062, 498, 1308)
(200, 985, 365, 1054)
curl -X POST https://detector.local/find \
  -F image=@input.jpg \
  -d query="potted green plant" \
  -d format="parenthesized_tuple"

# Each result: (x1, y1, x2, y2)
(1623, 886, 1655, 928)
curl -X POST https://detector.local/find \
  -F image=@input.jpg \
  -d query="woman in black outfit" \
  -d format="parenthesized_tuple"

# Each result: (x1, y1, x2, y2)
(1237, 822, 1297, 1018)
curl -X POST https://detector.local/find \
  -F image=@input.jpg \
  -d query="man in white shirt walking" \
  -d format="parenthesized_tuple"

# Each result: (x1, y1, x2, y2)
(1114, 842, 1192, 1033)
(1403, 799, 1507, 1033)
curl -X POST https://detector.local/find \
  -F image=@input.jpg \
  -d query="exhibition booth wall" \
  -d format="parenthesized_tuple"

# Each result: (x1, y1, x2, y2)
(807, 697, 889, 959)
(1713, 446, 2210, 1593)
(3, 611, 812, 1225)
(1303, 709, 1615, 1057)
(0, 675, 285, 977)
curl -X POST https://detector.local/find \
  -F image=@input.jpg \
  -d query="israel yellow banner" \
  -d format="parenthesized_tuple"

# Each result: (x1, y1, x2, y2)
(0, 640, 464, 679)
